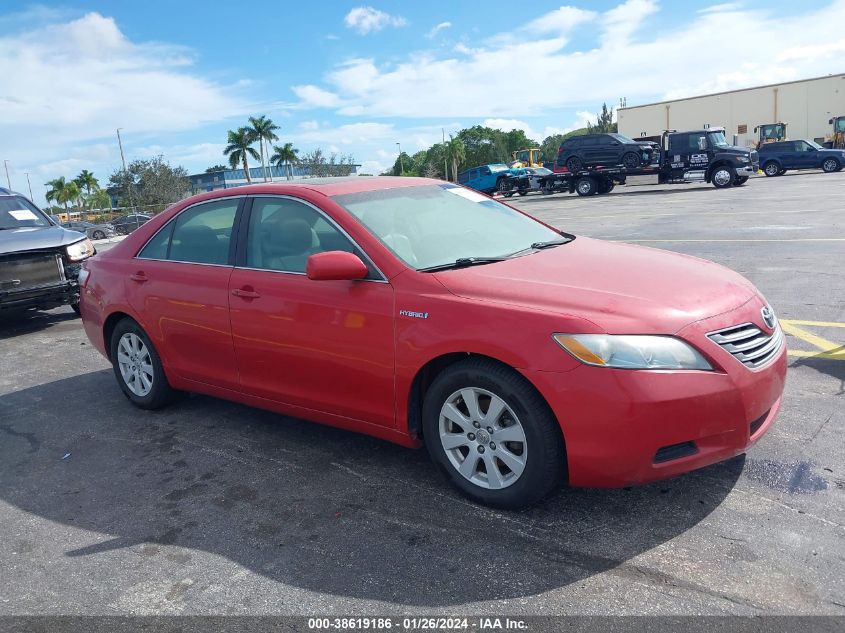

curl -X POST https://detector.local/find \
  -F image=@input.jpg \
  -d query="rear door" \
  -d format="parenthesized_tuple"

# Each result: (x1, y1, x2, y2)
(228, 195, 396, 427)
(130, 197, 242, 391)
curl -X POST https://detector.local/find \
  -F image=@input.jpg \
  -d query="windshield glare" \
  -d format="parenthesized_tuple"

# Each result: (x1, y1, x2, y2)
(806, 140, 823, 150)
(488, 164, 509, 173)
(333, 184, 562, 270)
(707, 131, 729, 147)
(0, 196, 50, 230)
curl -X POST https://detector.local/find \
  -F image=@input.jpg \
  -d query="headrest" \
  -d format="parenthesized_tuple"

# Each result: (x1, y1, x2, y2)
(178, 225, 217, 248)
(264, 219, 313, 256)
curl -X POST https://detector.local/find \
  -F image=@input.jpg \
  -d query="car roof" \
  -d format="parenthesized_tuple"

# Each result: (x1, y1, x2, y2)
(183, 176, 440, 204)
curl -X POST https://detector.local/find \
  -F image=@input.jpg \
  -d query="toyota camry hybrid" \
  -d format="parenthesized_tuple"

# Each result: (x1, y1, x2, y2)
(79, 177, 786, 508)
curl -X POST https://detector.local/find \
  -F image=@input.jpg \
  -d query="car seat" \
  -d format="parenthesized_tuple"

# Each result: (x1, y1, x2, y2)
(361, 209, 417, 266)
(171, 225, 227, 264)
(261, 218, 318, 272)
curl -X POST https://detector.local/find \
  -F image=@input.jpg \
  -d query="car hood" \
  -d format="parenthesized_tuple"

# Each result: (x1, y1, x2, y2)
(818, 148, 845, 156)
(0, 225, 86, 256)
(433, 236, 759, 334)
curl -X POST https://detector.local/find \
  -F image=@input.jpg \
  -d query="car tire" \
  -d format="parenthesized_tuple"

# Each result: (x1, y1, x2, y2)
(597, 180, 615, 194)
(733, 176, 749, 186)
(763, 162, 781, 177)
(711, 165, 736, 188)
(575, 177, 597, 196)
(92, 230, 105, 240)
(565, 156, 583, 173)
(70, 303, 81, 316)
(110, 318, 177, 410)
(422, 357, 565, 509)
(621, 152, 641, 169)
(822, 157, 840, 173)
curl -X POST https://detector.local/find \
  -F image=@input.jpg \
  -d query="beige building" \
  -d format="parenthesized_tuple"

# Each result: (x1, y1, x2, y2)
(618, 73, 845, 148)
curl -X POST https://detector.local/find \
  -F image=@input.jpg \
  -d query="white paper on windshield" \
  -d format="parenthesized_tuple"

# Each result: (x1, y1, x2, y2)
(8, 209, 38, 221)
(444, 187, 489, 203)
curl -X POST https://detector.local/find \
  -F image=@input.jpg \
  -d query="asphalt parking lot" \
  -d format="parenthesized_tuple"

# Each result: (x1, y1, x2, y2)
(1, 171, 843, 616)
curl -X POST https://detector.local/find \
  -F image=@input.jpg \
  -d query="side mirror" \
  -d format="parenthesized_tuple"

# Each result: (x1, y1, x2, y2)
(697, 137, 707, 151)
(306, 251, 368, 281)
(829, 118, 834, 124)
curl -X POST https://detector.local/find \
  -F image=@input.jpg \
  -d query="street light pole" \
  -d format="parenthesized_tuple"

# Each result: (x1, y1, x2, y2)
(442, 128, 448, 181)
(396, 142, 403, 175)
(25, 173, 34, 200)
(3, 160, 10, 189)
(116, 128, 137, 215)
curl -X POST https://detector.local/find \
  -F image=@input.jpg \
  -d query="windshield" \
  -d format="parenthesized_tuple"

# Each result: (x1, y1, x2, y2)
(806, 139, 824, 150)
(707, 131, 729, 148)
(531, 167, 552, 175)
(836, 118, 845, 133)
(333, 184, 562, 270)
(488, 164, 510, 173)
(610, 133, 636, 143)
(0, 196, 50, 230)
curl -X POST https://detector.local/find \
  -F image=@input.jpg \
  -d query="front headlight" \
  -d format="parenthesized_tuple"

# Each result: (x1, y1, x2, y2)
(66, 238, 95, 262)
(736, 155, 750, 163)
(553, 334, 712, 370)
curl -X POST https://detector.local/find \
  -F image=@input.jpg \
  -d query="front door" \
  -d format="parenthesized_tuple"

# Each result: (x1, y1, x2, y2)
(228, 195, 396, 427)
(130, 197, 242, 391)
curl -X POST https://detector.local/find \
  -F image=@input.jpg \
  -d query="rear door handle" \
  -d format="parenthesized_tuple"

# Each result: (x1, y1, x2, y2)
(231, 287, 261, 299)
(129, 272, 148, 283)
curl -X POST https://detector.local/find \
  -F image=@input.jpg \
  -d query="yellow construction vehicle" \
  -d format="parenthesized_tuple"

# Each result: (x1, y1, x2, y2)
(510, 148, 545, 168)
(826, 116, 845, 149)
(754, 122, 787, 149)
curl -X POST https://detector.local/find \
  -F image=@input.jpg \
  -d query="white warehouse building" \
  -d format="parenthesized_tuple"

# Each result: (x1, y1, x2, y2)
(618, 73, 845, 148)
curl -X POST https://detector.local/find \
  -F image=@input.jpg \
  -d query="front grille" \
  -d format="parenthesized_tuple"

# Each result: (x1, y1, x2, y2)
(749, 410, 769, 437)
(0, 252, 64, 291)
(707, 322, 783, 369)
(653, 441, 699, 464)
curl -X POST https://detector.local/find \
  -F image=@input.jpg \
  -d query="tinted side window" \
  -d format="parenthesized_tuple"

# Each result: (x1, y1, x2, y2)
(245, 197, 355, 273)
(138, 199, 238, 264)
(457, 171, 469, 184)
(480, 166, 491, 175)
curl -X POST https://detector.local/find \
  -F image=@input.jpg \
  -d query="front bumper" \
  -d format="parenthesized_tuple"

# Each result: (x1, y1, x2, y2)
(736, 164, 758, 177)
(0, 280, 79, 311)
(523, 299, 787, 487)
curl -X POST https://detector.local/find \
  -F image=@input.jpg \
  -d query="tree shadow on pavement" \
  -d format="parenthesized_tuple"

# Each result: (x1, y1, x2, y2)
(0, 370, 744, 606)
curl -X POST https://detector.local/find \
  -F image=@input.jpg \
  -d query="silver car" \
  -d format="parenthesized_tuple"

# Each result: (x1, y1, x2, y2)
(61, 220, 116, 241)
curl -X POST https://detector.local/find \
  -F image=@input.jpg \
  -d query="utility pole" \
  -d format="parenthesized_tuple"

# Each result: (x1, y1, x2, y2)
(3, 160, 10, 189)
(442, 128, 448, 181)
(396, 142, 403, 175)
(25, 173, 34, 200)
(116, 128, 137, 214)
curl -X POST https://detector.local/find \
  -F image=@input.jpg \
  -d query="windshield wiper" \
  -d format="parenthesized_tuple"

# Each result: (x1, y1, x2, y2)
(418, 256, 510, 273)
(507, 236, 573, 257)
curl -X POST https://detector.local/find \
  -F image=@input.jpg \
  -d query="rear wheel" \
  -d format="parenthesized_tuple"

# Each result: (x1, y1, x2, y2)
(565, 156, 583, 173)
(822, 157, 840, 173)
(575, 177, 597, 196)
(711, 165, 736, 188)
(110, 318, 176, 410)
(92, 230, 105, 240)
(763, 161, 781, 177)
(621, 151, 640, 169)
(422, 358, 565, 509)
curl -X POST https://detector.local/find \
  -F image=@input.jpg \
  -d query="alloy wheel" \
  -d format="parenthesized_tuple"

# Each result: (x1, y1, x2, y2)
(822, 158, 838, 173)
(117, 332, 154, 397)
(438, 387, 527, 490)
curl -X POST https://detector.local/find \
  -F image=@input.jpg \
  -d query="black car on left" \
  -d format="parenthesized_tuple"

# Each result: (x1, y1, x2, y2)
(0, 187, 95, 315)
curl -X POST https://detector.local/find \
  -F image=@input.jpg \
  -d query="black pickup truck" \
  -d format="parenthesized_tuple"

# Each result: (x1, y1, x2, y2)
(0, 187, 95, 315)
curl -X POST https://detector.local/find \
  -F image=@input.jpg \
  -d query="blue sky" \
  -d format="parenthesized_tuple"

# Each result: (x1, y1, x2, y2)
(1, 0, 844, 204)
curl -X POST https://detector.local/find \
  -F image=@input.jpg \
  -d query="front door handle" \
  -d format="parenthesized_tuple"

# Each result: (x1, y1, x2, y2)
(231, 287, 261, 299)
(129, 272, 148, 283)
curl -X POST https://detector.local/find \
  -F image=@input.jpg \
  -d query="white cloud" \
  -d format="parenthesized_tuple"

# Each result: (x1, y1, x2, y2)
(523, 6, 596, 34)
(299, 120, 320, 130)
(291, 84, 341, 108)
(344, 7, 407, 35)
(426, 21, 452, 39)
(699, 2, 744, 13)
(299, 0, 844, 119)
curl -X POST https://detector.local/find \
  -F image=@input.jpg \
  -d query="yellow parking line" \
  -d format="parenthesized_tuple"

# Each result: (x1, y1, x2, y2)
(780, 319, 845, 361)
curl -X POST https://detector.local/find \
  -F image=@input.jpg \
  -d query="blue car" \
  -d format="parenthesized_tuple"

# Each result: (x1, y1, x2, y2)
(758, 139, 845, 176)
(457, 164, 514, 194)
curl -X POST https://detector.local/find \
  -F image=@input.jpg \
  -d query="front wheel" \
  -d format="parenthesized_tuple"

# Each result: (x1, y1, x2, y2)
(711, 165, 736, 188)
(422, 358, 565, 509)
(92, 230, 105, 240)
(621, 152, 640, 169)
(110, 318, 176, 410)
(822, 157, 840, 173)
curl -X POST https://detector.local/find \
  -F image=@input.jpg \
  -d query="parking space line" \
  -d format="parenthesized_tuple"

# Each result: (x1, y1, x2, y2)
(780, 319, 845, 361)
(618, 238, 845, 243)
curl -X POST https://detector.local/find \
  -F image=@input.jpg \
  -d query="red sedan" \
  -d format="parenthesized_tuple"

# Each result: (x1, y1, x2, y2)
(79, 177, 786, 508)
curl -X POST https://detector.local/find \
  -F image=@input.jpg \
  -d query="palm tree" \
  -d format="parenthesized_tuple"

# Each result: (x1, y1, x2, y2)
(88, 188, 112, 211)
(248, 115, 280, 182)
(446, 136, 466, 182)
(75, 170, 98, 196)
(44, 177, 67, 208)
(270, 143, 299, 181)
(45, 177, 81, 211)
(223, 127, 260, 183)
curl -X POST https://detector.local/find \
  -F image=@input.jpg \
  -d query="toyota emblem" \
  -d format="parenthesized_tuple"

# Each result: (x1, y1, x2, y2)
(761, 306, 776, 330)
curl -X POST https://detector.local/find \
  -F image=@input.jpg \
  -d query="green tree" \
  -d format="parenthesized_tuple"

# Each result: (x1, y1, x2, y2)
(44, 177, 81, 211)
(205, 164, 228, 173)
(248, 115, 280, 182)
(391, 152, 415, 176)
(224, 127, 260, 183)
(587, 103, 617, 133)
(107, 156, 189, 209)
(445, 136, 466, 182)
(74, 169, 99, 196)
(88, 188, 112, 211)
(270, 142, 300, 180)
